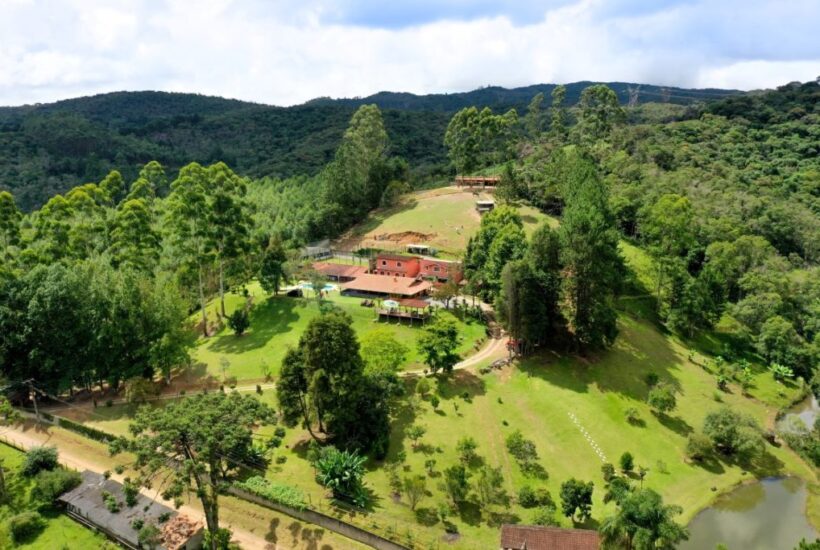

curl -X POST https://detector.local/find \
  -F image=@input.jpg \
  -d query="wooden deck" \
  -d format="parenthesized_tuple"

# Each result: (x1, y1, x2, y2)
(376, 309, 430, 324)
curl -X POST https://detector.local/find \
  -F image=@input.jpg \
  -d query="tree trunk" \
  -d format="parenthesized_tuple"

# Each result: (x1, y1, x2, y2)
(198, 263, 208, 337)
(218, 258, 226, 318)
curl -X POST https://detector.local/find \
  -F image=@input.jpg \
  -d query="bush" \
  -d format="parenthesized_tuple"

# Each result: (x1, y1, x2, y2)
(101, 490, 121, 513)
(274, 426, 286, 438)
(236, 476, 307, 510)
(58, 417, 117, 443)
(601, 463, 615, 482)
(703, 408, 765, 460)
(506, 430, 538, 462)
(158, 512, 171, 523)
(22, 446, 59, 476)
(315, 448, 368, 507)
(625, 408, 640, 424)
(131, 518, 144, 530)
(114, 465, 125, 475)
(228, 308, 250, 336)
(518, 486, 554, 509)
(644, 372, 660, 387)
(619, 452, 634, 472)
(32, 469, 82, 503)
(7, 511, 46, 543)
(430, 395, 440, 409)
(532, 502, 559, 526)
(123, 478, 139, 507)
(686, 432, 713, 461)
(138, 524, 161, 548)
(275, 456, 287, 464)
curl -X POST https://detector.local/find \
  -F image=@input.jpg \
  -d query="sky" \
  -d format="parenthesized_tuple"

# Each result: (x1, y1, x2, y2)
(1, 0, 818, 107)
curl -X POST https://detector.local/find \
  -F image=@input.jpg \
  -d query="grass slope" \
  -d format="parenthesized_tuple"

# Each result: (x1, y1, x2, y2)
(336, 187, 550, 258)
(191, 282, 487, 382)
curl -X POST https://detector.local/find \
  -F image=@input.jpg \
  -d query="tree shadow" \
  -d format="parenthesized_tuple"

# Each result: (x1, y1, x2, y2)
(436, 370, 487, 400)
(265, 517, 280, 544)
(487, 510, 521, 527)
(656, 413, 694, 436)
(207, 297, 302, 354)
(457, 500, 482, 526)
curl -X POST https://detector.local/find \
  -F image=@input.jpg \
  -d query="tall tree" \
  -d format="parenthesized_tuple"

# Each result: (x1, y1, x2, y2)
(138, 160, 168, 196)
(549, 85, 568, 140)
(0, 191, 22, 263)
(526, 92, 545, 138)
(258, 236, 288, 296)
(417, 317, 461, 374)
(558, 155, 623, 350)
(207, 162, 251, 317)
(110, 198, 161, 273)
(99, 170, 126, 205)
(577, 84, 625, 142)
(112, 392, 274, 549)
(641, 194, 696, 315)
(165, 163, 212, 336)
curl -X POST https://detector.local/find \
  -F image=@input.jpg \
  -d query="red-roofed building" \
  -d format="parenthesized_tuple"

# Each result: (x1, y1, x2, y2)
(500, 525, 600, 550)
(419, 258, 462, 283)
(370, 254, 420, 278)
(313, 262, 367, 282)
(341, 274, 432, 297)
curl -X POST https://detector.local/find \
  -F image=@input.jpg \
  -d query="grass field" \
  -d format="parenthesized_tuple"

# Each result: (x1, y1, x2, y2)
(190, 283, 487, 382)
(335, 187, 551, 258)
(0, 443, 117, 549)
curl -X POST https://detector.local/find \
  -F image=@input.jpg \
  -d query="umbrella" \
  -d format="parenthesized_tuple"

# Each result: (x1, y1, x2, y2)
(383, 300, 400, 309)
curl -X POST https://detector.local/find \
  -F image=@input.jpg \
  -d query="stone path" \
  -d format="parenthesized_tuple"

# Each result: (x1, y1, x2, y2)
(567, 411, 608, 463)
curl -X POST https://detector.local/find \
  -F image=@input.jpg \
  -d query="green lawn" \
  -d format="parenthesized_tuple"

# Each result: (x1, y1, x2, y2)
(0, 443, 117, 549)
(191, 283, 487, 382)
(335, 186, 550, 257)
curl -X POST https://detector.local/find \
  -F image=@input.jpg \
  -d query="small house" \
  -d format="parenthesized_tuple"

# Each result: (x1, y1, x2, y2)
(419, 258, 463, 283)
(59, 470, 204, 550)
(476, 200, 495, 213)
(370, 253, 421, 278)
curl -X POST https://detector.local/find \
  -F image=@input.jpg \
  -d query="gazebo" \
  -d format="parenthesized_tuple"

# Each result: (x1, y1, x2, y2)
(376, 298, 432, 324)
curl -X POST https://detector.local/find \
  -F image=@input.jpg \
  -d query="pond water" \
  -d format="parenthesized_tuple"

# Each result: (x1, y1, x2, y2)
(780, 394, 819, 432)
(681, 477, 817, 550)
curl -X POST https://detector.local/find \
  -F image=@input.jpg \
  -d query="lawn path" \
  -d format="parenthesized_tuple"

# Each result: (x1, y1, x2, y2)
(0, 424, 271, 550)
(566, 411, 608, 463)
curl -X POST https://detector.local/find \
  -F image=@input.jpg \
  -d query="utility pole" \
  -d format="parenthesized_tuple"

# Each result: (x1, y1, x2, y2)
(27, 380, 39, 421)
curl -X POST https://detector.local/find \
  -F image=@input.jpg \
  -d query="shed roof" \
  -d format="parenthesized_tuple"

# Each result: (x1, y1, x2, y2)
(341, 274, 432, 296)
(500, 524, 601, 550)
(59, 470, 201, 549)
(313, 262, 367, 279)
(398, 298, 431, 309)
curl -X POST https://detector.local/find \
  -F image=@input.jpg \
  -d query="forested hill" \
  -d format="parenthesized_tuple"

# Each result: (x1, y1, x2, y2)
(0, 82, 738, 210)
(307, 81, 739, 112)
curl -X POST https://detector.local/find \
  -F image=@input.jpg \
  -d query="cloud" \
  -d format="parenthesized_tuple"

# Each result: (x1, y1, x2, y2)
(0, 0, 817, 106)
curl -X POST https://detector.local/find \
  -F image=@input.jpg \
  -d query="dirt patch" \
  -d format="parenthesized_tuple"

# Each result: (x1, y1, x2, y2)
(371, 231, 436, 244)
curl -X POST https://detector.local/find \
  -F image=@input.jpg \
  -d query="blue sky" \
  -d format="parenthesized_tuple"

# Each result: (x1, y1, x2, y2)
(0, 0, 818, 106)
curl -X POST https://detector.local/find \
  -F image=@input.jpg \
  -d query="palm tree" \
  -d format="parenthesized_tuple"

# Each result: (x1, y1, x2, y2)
(599, 489, 688, 550)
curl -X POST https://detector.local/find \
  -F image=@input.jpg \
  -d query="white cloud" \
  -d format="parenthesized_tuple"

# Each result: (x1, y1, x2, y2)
(0, 0, 817, 106)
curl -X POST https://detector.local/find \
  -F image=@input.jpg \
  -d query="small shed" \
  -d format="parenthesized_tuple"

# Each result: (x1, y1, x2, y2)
(476, 200, 495, 213)
(301, 239, 332, 260)
(406, 244, 433, 255)
(59, 470, 204, 550)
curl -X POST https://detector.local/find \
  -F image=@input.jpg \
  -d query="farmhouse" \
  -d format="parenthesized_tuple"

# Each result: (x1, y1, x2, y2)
(500, 524, 600, 550)
(370, 253, 420, 277)
(313, 262, 367, 282)
(419, 257, 462, 283)
(341, 273, 432, 297)
(59, 470, 204, 550)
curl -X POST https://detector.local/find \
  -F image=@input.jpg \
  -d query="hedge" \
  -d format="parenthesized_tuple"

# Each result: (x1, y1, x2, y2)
(57, 417, 117, 444)
(235, 476, 307, 511)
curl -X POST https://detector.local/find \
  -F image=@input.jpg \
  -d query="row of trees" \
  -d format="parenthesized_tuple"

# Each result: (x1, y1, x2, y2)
(469, 151, 623, 352)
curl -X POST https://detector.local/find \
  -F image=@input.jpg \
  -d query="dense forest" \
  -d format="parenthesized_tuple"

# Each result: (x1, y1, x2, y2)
(0, 82, 736, 210)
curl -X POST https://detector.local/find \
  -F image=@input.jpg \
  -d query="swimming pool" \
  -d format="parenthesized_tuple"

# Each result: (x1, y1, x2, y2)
(299, 282, 338, 292)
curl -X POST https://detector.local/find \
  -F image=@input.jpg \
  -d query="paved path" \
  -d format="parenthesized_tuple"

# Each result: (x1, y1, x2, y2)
(0, 424, 270, 550)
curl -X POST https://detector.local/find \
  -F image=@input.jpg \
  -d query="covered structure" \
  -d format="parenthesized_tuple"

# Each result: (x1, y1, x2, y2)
(376, 297, 432, 324)
(455, 175, 501, 188)
(500, 524, 600, 550)
(341, 274, 432, 298)
(476, 199, 495, 213)
(301, 239, 332, 260)
(59, 470, 204, 550)
(313, 262, 367, 282)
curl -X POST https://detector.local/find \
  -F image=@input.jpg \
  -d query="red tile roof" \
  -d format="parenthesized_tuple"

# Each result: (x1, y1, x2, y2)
(398, 298, 431, 309)
(341, 274, 432, 297)
(313, 262, 367, 279)
(500, 525, 600, 550)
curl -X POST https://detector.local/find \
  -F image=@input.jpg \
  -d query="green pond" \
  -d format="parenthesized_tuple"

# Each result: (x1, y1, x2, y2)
(681, 477, 816, 550)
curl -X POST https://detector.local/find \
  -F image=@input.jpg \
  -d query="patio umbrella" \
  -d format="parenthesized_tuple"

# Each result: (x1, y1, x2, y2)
(383, 300, 400, 309)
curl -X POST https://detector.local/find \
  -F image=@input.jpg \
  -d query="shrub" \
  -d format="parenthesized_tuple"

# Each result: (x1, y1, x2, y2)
(601, 463, 615, 482)
(123, 478, 139, 507)
(644, 372, 660, 387)
(625, 407, 640, 424)
(7, 511, 46, 543)
(105, 399, 113, 407)
(256, 385, 262, 394)
(275, 455, 287, 464)
(101, 490, 121, 513)
(506, 430, 538, 462)
(519, 486, 554, 509)
(228, 308, 250, 336)
(686, 432, 713, 461)
(22, 446, 58, 476)
(32, 469, 81, 503)
(532, 501, 559, 526)
(415, 378, 431, 397)
(619, 452, 634, 472)
(430, 395, 440, 409)
(131, 518, 144, 530)
(315, 448, 368, 507)
(158, 512, 171, 523)
(103, 470, 111, 479)
(647, 384, 677, 414)
(456, 436, 478, 464)
(267, 436, 282, 449)
(236, 476, 307, 510)
(114, 465, 125, 475)
(58, 417, 117, 443)
(274, 426, 286, 438)
(138, 524, 162, 548)
(769, 363, 795, 382)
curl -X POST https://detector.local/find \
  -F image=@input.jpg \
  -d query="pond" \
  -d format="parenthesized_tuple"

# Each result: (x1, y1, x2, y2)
(778, 394, 819, 432)
(681, 477, 817, 550)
